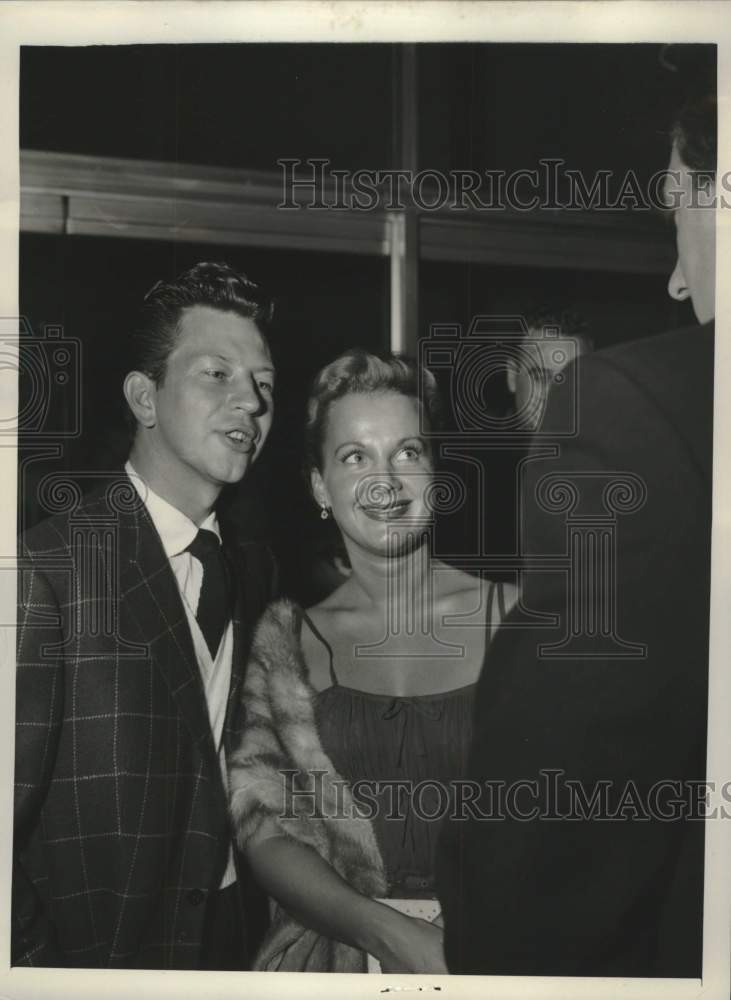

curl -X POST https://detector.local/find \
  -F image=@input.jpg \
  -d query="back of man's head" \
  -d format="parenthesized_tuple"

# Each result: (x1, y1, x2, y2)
(666, 95, 717, 323)
(672, 94, 716, 176)
(524, 306, 594, 355)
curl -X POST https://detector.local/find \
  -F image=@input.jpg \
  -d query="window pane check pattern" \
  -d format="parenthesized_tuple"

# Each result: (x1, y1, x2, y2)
(13, 481, 277, 968)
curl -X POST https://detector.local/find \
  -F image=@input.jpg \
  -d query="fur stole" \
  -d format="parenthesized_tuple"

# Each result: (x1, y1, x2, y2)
(228, 598, 388, 972)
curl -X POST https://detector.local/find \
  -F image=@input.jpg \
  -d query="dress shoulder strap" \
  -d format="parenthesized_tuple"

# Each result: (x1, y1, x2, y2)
(496, 580, 508, 621)
(484, 579, 510, 642)
(300, 608, 339, 687)
(485, 578, 497, 641)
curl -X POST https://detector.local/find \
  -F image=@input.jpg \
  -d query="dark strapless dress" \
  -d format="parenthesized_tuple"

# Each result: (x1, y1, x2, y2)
(299, 581, 507, 898)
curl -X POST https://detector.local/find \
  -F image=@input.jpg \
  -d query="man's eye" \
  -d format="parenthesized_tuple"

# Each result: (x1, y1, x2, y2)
(204, 369, 227, 380)
(257, 379, 274, 393)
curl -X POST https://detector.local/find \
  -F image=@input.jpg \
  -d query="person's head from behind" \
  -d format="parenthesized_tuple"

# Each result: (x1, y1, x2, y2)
(123, 261, 275, 517)
(506, 307, 593, 431)
(305, 349, 442, 561)
(665, 94, 716, 324)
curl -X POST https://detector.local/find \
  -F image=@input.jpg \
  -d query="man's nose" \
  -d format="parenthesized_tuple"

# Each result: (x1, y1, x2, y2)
(231, 375, 267, 414)
(668, 259, 690, 303)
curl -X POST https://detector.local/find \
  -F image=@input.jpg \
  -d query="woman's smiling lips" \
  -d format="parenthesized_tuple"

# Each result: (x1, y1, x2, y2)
(358, 499, 413, 521)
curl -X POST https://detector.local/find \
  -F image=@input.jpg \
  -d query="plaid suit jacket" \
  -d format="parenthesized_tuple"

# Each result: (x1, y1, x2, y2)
(13, 475, 277, 968)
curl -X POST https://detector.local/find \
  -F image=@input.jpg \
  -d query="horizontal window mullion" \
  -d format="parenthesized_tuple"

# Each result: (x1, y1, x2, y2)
(420, 216, 674, 275)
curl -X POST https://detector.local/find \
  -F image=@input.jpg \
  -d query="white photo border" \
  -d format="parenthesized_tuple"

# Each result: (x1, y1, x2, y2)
(0, 3, 728, 999)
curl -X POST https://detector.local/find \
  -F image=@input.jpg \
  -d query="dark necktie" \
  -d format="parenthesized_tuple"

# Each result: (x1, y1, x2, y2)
(186, 528, 232, 659)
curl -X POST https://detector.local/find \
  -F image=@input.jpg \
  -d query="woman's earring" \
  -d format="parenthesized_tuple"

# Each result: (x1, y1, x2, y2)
(320, 505, 331, 520)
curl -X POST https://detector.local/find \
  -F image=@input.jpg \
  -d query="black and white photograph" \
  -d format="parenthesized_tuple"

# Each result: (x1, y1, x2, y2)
(1, 3, 730, 999)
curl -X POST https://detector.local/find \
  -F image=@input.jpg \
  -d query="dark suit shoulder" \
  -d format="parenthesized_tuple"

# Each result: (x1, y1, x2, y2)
(589, 322, 712, 392)
(574, 322, 714, 487)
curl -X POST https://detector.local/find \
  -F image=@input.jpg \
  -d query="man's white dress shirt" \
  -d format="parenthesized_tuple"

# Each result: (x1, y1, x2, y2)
(126, 462, 236, 889)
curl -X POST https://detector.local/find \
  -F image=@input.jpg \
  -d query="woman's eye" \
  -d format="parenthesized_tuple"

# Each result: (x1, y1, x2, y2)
(397, 446, 421, 461)
(257, 379, 274, 394)
(342, 451, 363, 465)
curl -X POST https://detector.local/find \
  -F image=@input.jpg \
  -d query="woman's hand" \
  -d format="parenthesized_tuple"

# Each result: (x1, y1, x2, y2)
(369, 910, 448, 974)
(246, 836, 448, 972)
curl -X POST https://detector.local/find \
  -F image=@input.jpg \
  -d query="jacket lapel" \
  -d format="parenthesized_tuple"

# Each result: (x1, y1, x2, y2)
(118, 500, 220, 769)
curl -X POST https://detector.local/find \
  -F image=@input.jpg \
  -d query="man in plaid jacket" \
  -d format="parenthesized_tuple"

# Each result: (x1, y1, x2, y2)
(14, 262, 278, 969)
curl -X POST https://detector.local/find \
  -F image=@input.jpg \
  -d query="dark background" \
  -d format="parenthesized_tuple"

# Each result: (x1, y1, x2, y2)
(21, 43, 713, 179)
(19, 42, 715, 599)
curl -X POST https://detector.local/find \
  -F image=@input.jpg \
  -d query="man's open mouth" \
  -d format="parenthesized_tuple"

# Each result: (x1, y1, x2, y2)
(224, 429, 256, 449)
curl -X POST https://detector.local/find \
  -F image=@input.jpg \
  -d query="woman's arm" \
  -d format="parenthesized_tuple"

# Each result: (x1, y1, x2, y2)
(247, 832, 446, 974)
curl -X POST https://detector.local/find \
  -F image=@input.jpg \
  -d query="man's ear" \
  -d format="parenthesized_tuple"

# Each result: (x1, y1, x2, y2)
(123, 371, 157, 429)
(506, 360, 517, 396)
(310, 467, 330, 510)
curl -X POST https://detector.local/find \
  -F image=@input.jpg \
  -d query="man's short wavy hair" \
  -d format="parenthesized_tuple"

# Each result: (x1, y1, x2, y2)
(524, 305, 594, 352)
(304, 348, 442, 472)
(672, 94, 717, 176)
(125, 260, 273, 430)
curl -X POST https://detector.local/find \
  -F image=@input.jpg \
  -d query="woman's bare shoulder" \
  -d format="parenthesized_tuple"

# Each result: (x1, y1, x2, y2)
(298, 607, 335, 693)
(433, 564, 486, 618)
(500, 580, 520, 614)
(301, 582, 362, 692)
(433, 563, 484, 599)
(433, 564, 519, 619)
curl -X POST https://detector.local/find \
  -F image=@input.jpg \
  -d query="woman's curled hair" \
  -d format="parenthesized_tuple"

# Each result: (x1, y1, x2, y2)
(304, 349, 442, 471)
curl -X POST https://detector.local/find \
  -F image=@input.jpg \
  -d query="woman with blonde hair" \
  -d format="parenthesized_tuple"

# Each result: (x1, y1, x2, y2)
(229, 349, 517, 973)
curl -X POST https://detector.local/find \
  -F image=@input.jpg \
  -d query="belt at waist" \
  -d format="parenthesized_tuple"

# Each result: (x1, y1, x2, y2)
(387, 872, 435, 899)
